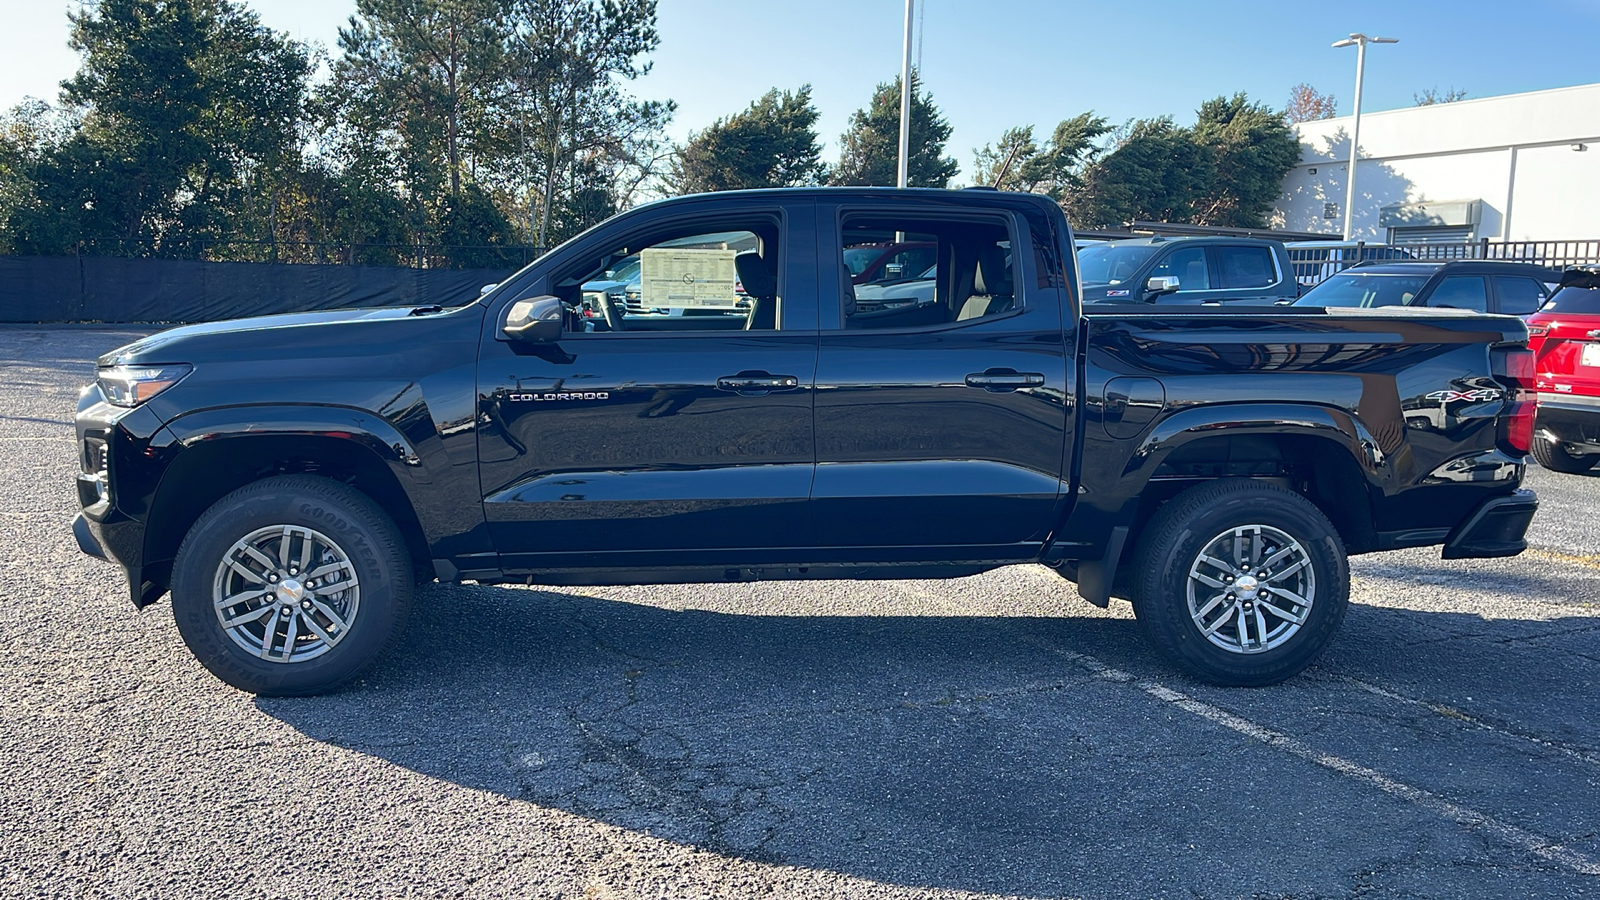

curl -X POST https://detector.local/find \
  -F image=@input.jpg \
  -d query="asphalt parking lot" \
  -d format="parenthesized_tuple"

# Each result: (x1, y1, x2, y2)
(3, 326, 1599, 899)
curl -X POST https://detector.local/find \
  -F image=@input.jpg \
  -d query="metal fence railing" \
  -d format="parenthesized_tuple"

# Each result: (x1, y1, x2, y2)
(1287, 239, 1600, 288)
(69, 238, 546, 271)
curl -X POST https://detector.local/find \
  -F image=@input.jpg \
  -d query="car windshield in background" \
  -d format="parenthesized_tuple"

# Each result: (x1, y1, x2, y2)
(1543, 285, 1600, 315)
(842, 246, 881, 276)
(1076, 244, 1158, 286)
(1294, 272, 1430, 308)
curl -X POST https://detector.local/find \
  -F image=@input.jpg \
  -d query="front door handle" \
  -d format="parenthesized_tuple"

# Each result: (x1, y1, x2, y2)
(717, 371, 801, 396)
(1587, 330, 1600, 340)
(965, 368, 1046, 392)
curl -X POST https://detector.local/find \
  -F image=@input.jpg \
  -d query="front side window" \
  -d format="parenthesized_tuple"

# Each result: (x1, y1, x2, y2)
(555, 223, 781, 333)
(1076, 243, 1157, 287)
(1427, 276, 1488, 312)
(1150, 246, 1211, 291)
(838, 214, 1018, 330)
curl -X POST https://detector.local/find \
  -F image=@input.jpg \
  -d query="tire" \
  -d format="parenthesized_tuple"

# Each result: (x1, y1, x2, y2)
(1129, 480, 1349, 687)
(1530, 433, 1599, 474)
(170, 475, 413, 696)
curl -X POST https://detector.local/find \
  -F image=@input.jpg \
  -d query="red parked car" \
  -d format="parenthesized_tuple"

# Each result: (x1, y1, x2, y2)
(1528, 267, 1600, 473)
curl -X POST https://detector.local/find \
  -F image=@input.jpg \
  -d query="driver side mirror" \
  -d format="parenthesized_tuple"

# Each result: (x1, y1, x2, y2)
(500, 295, 565, 343)
(1145, 275, 1181, 299)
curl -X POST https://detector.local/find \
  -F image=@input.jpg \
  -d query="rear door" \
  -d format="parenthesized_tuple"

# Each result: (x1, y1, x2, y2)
(809, 198, 1074, 556)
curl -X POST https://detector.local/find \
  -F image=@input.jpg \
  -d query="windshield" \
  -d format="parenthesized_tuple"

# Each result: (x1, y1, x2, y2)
(610, 258, 641, 284)
(1077, 244, 1158, 286)
(1293, 272, 1430, 308)
(842, 246, 882, 276)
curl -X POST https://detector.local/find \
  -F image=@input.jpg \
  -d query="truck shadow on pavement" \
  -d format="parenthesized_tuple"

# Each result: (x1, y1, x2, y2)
(258, 577, 1600, 898)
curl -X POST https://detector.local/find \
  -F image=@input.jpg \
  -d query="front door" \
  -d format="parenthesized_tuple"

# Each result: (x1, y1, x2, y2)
(476, 202, 820, 570)
(809, 199, 1075, 556)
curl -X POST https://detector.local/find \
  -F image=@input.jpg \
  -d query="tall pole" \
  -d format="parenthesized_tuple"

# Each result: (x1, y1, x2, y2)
(1342, 40, 1366, 240)
(897, 0, 914, 188)
(1333, 33, 1397, 240)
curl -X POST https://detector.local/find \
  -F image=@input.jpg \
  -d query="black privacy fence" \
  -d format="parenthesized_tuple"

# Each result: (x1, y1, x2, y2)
(0, 253, 527, 324)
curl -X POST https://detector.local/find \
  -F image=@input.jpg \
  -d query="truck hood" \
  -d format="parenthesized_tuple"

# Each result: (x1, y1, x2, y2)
(98, 305, 469, 367)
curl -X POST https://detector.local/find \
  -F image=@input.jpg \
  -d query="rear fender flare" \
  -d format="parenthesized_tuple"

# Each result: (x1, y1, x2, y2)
(1126, 402, 1382, 488)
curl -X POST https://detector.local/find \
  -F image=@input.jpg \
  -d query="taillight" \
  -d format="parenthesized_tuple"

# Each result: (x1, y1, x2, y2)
(1492, 346, 1536, 456)
(1526, 323, 1549, 338)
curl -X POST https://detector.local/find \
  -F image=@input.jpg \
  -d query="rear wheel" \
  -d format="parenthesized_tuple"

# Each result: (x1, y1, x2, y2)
(1531, 433, 1599, 474)
(1130, 480, 1349, 686)
(170, 475, 412, 695)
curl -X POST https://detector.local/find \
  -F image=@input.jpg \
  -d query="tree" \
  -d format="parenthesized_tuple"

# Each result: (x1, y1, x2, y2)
(1061, 94, 1297, 230)
(0, 100, 78, 254)
(971, 113, 1109, 198)
(1286, 83, 1337, 123)
(669, 86, 825, 194)
(502, 0, 674, 246)
(5, 0, 311, 254)
(1065, 116, 1212, 228)
(970, 126, 1037, 191)
(1189, 93, 1301, 227)
(1415, 86, 1468, 106)
(831, 71, 958, 188)
(328, 0, 510, 209)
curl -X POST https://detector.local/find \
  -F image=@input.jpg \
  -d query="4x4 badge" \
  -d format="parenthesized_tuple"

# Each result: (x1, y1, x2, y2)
(1425, 389, 1501, 403)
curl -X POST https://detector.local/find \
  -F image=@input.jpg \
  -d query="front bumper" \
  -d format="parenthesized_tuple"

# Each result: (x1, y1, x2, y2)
(1441, 489, 1538, 559)
(1536, 394, 1600, 450)
(75, 388, 166, 608)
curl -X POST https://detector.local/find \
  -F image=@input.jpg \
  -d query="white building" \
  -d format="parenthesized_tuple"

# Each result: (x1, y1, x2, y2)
(1273, 82, 1600, 244)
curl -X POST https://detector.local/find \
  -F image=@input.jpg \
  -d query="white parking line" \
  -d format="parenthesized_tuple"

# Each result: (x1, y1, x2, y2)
(1018, 635, 1600, 877)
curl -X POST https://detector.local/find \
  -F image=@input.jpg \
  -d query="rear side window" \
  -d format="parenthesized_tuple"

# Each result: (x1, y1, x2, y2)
(1151, 246, 1210, 291)
(836, 212, 1019, 330)
(1543, 286, 1600, 315)
(1493, 276, 1547, 316)
(1216, 246, 1276, 289)
(1427, 276, 1488, 312)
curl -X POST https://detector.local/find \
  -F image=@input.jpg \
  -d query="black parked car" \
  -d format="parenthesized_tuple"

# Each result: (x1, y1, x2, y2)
(1293, 260, 1560, 317)
(1078, 237, 1300, 305)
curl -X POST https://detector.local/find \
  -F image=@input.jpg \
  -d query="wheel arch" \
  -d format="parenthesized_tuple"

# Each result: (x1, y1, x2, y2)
(140, 419, 434, 606)
(1077, 404, 1382, 605)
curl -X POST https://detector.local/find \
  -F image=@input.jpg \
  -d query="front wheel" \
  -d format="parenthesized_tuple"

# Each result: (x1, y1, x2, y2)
(1531, 433, 1599, 474)
(1130, 480, 1349, 686)
(170, 475, 413, 696)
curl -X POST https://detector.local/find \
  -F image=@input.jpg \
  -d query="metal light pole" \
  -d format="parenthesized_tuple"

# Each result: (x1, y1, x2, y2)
(1332, 33, 1398, 240)
(897, 0, 915, 188)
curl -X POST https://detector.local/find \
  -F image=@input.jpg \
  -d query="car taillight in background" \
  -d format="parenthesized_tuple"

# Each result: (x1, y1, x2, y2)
(1491, 345, 1536, 456)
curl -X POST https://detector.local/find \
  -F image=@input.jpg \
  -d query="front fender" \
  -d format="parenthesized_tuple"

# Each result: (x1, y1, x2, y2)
(161, 404, 424, 469)
(139, 404, 491, 587)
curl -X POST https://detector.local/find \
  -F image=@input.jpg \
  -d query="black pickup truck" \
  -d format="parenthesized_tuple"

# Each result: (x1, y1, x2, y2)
(1077, 236, 1300, 305)
(73, 188, 1538, 696)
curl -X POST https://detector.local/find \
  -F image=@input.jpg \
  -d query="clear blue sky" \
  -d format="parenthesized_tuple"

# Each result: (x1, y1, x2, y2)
(5, 0, 1597, 181)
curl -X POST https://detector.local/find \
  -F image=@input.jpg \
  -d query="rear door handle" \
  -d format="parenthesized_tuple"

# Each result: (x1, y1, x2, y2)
(965, 368, 1046, 392)
(716, 371, 800, 396)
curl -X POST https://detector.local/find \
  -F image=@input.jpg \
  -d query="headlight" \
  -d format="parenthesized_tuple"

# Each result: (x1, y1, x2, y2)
(97, 364, 191, 407)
